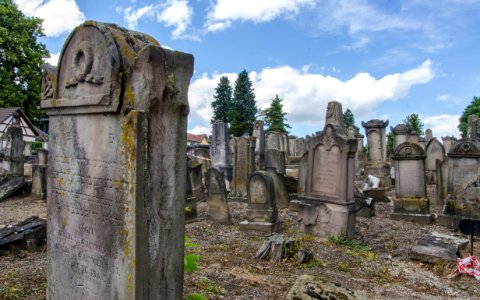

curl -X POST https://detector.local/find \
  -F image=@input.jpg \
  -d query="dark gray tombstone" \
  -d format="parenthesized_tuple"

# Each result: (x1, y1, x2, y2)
(2, 125, 24, 176)
(210, 121, 232, 189)
(239, 171, 280, 232)
(265, 149, 289, 208)
(205, 167, 232, 224)
(32, 149, 48, 200)
(40, 21, 193, 299)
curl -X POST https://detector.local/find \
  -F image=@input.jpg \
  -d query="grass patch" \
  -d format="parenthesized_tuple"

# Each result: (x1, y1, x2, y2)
(0, 286, 28, 300)
(197, 277, 225, 295)
(337, 261, 350, 272)
(367, 264, 394, 283)
(328, 235, 376, 260)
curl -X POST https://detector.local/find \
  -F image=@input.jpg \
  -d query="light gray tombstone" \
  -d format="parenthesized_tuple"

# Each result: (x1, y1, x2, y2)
(441, 139, 480, 219)
(265, 131, 282, 151)
(441, 136, 457, 154)
(296, 138, 306, 157)
(282, 133, 289, 155)
(210, 121, 233, 188)
(32, 149, 48, 200)
(418, 137, 427, 150)
(425, 129, 433, 143)
(467, 115, 480, 141)
(407, 131, 419, 144)
(436, 158, 449, 205)
(265, 149, 289, 208)
(346, 125, 363, 176)
(362, 119, 391, 187)
(252, 120, 265, 170)
(298, 101, 357, 238)
(23, 141, 32, 157)
(288, 135, 297, 157)
(205, 167, 232, 224)
(230, 136, 255, 199)
(391, 124, 411, 149)
(425, 138, 446, 184)
(40, 21, 193, 299)
(189, 161, 206, 202)
(2, 125, 24, 176)
(391, 142, 431, 224)
(239, 171, 280, 232)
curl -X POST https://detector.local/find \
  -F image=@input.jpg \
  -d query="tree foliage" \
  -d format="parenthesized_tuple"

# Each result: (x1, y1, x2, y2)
(458, 96, 480, 138)
(210, 76, 233, 123)
(403, 113, 424, 136)
(343, 109, 355, 128)
(386, 131, 394, 157)
(230, 70, 257, 136)
(262, 95, 291, 133)
(0, 0, 49, 124)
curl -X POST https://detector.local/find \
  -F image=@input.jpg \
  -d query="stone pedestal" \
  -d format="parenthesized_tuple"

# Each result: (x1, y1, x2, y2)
(362, 119, 391, 187)
(298, 202, 356, 238)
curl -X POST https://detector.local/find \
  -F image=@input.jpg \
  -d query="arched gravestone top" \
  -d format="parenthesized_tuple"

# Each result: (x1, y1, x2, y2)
(248, 171, 276, 209)
(425, 138, 446, 157)
(391, 124, 411, 135)
(448, 139, 480, 158)
(41, 21, 159, 115)
(392, 142, 426, 160)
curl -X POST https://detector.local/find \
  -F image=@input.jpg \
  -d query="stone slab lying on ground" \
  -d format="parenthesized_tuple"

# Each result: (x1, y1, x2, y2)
(0, 216, 46, 251)
(410, 231, 468, 264)
(0, 176, 25, 202)
(286, 274, 368, 300)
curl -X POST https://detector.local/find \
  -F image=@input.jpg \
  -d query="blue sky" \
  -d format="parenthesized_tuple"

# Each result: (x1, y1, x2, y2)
(15, 0, 480, 138)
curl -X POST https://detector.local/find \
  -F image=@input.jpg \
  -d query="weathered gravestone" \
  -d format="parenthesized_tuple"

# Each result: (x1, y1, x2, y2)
(467, 115, 480, 141)
(297, 101, 357, 238)
(391, 142, 431, 224)
(362, 119, 391, 187)
(425, 128, 433, 143)
(239, 171, 280, 232)
(391, 124, 411, 149)
(41, 21, 193, 299)
(230, 136, 255, 199)
(265, 149, 290, 208)
(441, 136, 457, 154)
(288, 135, 297, 156)
(0, 124, 25, 201)
(425, 138, 446, 185)
(266, 131, 283, 152)
(185, 158, 198, 222)
(210, 121, 232, 189)
(189, 160, 206, 202)
(252, 120, 266, 170)
(418, 137, 427, 150)
(205, 167, 232, 224)
(295, 137, 306, 157)
(32, 149, 48, 200)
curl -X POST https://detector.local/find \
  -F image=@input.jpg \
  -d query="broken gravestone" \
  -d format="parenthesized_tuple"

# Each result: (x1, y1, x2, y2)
(410, 232, 468, 264)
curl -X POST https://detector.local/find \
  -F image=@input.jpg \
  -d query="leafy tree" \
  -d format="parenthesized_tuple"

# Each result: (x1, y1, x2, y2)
(343, 109, 355, 128)
(0, 0, 49, 125)
(387, 131, 394, 157)
(210, 76, 233, 123)
(458, 96, 480, 138)
(262, 95, 291, 133)
(403, 113, 424, 136)
(230, 70, 257, 136)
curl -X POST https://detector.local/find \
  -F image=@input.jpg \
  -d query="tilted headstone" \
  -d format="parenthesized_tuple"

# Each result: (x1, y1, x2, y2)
(362, 119, 391, 187)
(424, 138, 446, 184)
(239, 170, 280, 232)
(230, 136, 255, 199)
(298, 101, 357, 238)
(2, 125, 24, 176)
(391, 142, 430, 224)
(265, 149, 289, 208)
(210, 121, 232, 188)
(205, 167, 232, 224)
(252, 120, 266, 170)
(41, 21, 193, 299)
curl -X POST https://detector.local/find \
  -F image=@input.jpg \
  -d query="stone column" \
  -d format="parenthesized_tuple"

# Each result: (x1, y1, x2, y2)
(210, 121, 233, 189)
(362, 119, 391, 187)
(41, 21, 193, 299)
(32, 149, 48, 200)
(252, 120, 265, 170)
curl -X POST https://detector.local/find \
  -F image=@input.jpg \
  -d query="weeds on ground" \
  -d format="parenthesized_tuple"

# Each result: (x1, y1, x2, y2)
(197, 277, 225, 295)
(0, 286, 28, 300)
(367, 264, 394, 283)
(327, 235, 376, 260)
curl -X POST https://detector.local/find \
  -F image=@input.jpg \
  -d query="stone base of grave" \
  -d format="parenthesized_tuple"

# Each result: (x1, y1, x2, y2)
(365, 163, 391, 187)
(298, 201, 356, 238)
(390, 213, 433, 225)
(0, 176, 25, 202)
(289, 200, 301, 212)
(245, 206, 279, 223)
(239, 220, 281, 233)
(393, 197, 429, 215)
(435, 214, 465, 230)
(363, 187, 390, 203)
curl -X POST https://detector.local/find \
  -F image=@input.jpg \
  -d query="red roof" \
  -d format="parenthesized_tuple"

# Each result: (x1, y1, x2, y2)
(187, 133, 207, 143)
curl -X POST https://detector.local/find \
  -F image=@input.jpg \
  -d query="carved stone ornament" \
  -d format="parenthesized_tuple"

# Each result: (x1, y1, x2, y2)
(65, 41, 104, 88)
(41, 65, 57, 100)
(448, 140, 480, 158)
(392, 142, 426, 160)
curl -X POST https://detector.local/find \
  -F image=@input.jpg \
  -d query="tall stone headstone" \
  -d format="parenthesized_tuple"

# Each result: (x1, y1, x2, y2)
(185, 159, 198, 222)
(424, 138, 446, 184)
(467, 115, 480, 141)
(205, 167, 232, 225)
(288, 135, 297, 157)
(296, 138, 306, 157)
(230, 136, 255, 199)
(265, 149, 290, 208)
(239, 171, 280, 232)
(41, 21, 193, 299)
(441, 136, 457, 154)
(418, 137, 427, 150)
(32, 149, 48, 200)
(210, 121, 233, 188)
(252, 120, 266, 170)
(2, 125, 24, 176)
(425, 128, 433, 143)
(407, 131, 419, 144)
(266, 131, 282, 151)
(298, 101, 357, 238)
(362, 119, 391, 187)
(391, 142, 430, 224)
(391, 124, 411, 149)
(189, 160, 206, 202)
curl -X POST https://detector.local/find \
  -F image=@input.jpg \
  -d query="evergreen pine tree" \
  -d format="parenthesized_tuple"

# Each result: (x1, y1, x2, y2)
(262, 95, 291, 133)
(230, 70, 257, 136)
(403, 113, 424, 136)
(210, 76, 233, 123)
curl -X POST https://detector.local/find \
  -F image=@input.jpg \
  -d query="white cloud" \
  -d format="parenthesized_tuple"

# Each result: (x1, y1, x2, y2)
(14, 0, 85, 37)
(188, 125, 211, 135)
(205, 0, 314, 32)
(123, 0, 195, 40)
(188, 60, 434, 135)
(436, 94, 461, 104)
(45, 52, 60, 66)
(423, 114, 460, 138)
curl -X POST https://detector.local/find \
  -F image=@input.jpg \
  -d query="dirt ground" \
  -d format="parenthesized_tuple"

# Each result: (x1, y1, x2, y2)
(1, 187, 480, 299)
